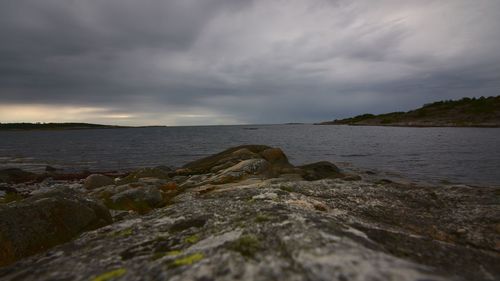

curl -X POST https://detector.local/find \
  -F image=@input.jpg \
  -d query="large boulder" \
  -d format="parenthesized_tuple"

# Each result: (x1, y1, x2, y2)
(0, 168, 36, 184)
(182, 145, 272, 175)
(181, 145, 313, 184)
(0, 188, 112, 266)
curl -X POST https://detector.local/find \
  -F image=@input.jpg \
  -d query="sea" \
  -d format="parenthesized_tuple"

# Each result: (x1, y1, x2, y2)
(1, 124, 499, 186)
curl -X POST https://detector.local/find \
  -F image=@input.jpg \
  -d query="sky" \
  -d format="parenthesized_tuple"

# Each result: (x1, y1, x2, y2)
(1, 0, 500, 126)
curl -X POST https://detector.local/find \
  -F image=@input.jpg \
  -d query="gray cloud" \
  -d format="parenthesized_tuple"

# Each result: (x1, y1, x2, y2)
(1, 0, 499, 125)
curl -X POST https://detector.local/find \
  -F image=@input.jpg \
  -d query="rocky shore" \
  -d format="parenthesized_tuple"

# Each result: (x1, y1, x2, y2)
(0, 145, 499, 281)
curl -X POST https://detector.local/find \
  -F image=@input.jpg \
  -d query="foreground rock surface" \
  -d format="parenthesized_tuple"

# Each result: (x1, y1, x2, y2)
(0, 145, 498, 281)
(0, 188, 112, 266)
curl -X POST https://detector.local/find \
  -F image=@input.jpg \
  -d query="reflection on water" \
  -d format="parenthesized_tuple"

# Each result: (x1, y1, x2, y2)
(0, 125, 499, 185)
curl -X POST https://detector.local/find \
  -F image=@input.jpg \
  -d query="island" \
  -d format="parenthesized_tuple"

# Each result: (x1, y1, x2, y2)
(0, 145, 498, 281)
(0, 123, 165, 131)
(317, 95, 500, 127)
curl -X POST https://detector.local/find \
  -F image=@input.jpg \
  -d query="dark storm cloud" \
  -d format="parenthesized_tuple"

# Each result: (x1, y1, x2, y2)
(0, 0, 247, 104)
(1, 0, 500, 125)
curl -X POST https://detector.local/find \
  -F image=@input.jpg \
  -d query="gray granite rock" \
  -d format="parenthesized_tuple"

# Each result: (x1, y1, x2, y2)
(0, 188, 112, 266)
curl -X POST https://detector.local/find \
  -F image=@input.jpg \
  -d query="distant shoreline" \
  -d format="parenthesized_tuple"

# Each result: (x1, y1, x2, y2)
(318, 96, 500, 128)
(0, 123, 166, 131)
(315, 123, 500, 128)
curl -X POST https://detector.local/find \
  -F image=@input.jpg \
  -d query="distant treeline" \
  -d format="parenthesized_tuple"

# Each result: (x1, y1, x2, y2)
(421, 96, 499, 112)
(0, 122, 126, 130)
(318, 95, 500, 127)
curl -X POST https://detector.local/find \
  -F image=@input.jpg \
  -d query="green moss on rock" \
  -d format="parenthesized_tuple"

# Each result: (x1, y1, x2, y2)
(170, 253, 204, 267)
(255, 214, 271, 223)
(91, 268, 126, 281)
(228, 235, 261, 258)
(152, 250, 182, 261)
(184, 234, 200, 244)
(110, 228, 133, 238)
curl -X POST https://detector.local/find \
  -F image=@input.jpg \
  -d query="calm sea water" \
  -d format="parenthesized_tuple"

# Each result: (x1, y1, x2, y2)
(1, 124, 499, 186)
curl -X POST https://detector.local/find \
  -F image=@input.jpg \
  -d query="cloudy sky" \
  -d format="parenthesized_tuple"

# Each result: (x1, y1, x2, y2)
(1, 0, 499, 126)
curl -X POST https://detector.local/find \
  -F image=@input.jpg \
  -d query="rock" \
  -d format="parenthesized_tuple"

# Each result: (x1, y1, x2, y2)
(231, 148, 258, 160)
(180, 174, 212, 188)
(226, 159, 270, 175)
(183, 145, 272, 174)
(252, 192, 278, 200)
(259, 148, 291, 168)
(1, 178, 497, 281)
(181, 145, 300, 184)
(89, 179, 175, 214)
(116, 168, 170, 185)
(83, 174, 114, 190)
(208, 159, 271, 184)
(341, 174, 362, 181)
(154, 165, 173, 173)
(0, 188, 112, 266)
(298, 161, 344, 180)
(136, 177, 168, 186)
(0, 146, 498, 281)
(182, 145, 305, 181)
(209, 160, 239, 173)
(0, 185, 19, 194)
(0, 168, 36, 183)
(109, 186, 164, 214)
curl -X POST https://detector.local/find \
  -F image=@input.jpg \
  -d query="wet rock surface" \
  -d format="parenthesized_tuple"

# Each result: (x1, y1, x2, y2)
(0, 145, 498, 281)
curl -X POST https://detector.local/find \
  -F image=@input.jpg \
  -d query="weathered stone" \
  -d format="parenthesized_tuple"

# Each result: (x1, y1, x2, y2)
(1, 178, 497, 281)
(116, 168, 170, 185)
(90, 183, 132, 197)
(0, 188, 112, 266)
(259, 148, 291, 168)
(230, 148, 258, 160)
(182, 145, 272, 174)
(136, 177, 168, 186)
(180, 174, 211, 188)
(208, 159, 271, 184)
(83, 174, 114, 190)
(252, 192, 278, 200)
(209, 160, 238, 173)
(109, 186, 164, 214)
